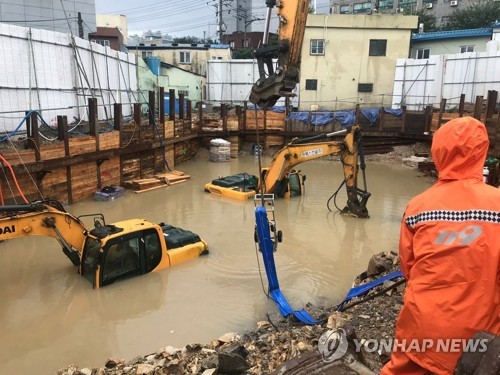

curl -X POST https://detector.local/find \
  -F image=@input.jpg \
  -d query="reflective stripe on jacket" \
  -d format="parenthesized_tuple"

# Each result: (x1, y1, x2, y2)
(395, 117, 500, 374)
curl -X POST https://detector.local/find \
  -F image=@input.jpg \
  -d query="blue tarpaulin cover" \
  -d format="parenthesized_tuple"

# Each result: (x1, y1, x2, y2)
(286, 107, 403, 127)
(361, 108, 380, 125)
(247, 105, 286, 113)
(384, 108, 403, 117)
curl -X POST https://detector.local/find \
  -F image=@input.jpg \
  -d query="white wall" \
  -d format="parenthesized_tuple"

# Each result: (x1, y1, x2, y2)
(0, 23, 138, 132)
(392, 44, 500, 110)
(206, 59, 298, 107)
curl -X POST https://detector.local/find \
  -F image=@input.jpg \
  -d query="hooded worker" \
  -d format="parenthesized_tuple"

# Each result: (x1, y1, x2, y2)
(382, 116, 500, 375)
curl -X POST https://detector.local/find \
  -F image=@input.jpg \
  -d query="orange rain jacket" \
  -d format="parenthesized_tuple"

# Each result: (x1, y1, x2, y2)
(389, 117, 500, 374)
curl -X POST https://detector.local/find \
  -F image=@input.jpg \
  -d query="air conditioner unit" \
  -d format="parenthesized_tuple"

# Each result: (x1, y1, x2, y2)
(425, 3, 433, 9)
(450, 0, 458, 6)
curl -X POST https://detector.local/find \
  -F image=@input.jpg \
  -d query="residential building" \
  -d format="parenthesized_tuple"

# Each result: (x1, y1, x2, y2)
(127, 43, 231, 77)
(410, 27, 494, 58)
(138, 58, 205, 105)
(220, 0, 279, 36)
(96, 14, 128, 44)
(89, 27, 124, 51)
(0, 0, 96, 38)
(329, 0, 478, 27)
(222, 31, 276, 49)
(299, 14, 418, 111)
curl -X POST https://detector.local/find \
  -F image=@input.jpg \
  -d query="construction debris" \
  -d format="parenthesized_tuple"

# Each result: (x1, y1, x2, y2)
(57, 252, 404, 375)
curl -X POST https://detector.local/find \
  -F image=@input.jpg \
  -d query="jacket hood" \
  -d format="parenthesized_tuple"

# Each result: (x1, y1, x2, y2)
(431, 116, 488, 181)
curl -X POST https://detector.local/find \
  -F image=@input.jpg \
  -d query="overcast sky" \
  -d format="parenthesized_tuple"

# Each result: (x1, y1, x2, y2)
(95, 0, 331, 39)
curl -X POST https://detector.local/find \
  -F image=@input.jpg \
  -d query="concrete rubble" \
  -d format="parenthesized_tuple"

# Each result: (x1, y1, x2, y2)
(58, 251, 404, 375)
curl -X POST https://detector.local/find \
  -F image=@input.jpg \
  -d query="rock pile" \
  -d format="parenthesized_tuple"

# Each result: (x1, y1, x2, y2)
(58, 252, 404, 375)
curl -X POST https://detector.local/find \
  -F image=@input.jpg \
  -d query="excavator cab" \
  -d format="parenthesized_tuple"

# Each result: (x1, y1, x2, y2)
(81, 227, 164, 288)
(260, 168, 305, 199)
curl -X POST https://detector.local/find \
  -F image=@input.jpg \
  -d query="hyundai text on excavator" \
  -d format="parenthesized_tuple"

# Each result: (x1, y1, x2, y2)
(0, 200, 208, 288)
(204, 0, 370, 218)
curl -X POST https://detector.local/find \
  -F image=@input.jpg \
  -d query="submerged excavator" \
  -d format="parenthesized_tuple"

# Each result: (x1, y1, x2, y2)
(205, 0, 370, 218)
(205, 125, 370, 217)
(0, 200, 208, 288)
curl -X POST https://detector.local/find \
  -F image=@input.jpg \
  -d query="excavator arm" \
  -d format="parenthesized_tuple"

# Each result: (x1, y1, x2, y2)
(0, 201, 95, 266)
(250, 0, 310, 109)
(259, 125, 371, 217)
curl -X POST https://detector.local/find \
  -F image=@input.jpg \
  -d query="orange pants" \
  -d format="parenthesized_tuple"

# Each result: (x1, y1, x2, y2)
(381, 352, 433, 375)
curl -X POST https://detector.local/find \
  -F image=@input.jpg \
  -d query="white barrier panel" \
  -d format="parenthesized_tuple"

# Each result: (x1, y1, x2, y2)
(0, 23, 138, 132)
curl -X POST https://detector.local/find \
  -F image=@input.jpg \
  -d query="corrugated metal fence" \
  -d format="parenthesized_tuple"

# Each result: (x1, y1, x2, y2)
(0, 23, 138, 132)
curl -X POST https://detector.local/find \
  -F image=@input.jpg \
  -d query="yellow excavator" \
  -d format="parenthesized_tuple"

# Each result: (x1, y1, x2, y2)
(205, 0, 370, 217)
(205, 126, 370, 217)
(0, 200, 208, 288)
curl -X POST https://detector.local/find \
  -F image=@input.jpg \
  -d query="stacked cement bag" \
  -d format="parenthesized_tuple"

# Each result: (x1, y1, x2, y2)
(210, 138, 231, 162)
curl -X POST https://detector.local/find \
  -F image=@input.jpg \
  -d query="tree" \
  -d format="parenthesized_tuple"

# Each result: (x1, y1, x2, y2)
(406, 9, 438, 32)
(173, 36, 200, 44)
(443, 0, 500, 30)
(232, 48, 254, 59)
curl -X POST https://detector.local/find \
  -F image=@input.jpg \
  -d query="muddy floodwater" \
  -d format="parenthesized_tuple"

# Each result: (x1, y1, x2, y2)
(0, 149, 434, 374)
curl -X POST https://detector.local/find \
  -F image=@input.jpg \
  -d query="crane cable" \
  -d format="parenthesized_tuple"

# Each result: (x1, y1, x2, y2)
(0, 154, 29, 204)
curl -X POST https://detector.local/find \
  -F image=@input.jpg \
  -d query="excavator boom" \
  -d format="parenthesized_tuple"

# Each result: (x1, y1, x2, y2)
(259, 126, 370, 217)
(250, 0, 311, 108)
(0, 201, 89, 265)
(0, 200, 208, 288)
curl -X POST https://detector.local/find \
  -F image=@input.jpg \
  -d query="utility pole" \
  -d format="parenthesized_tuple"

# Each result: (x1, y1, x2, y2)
(219, 0, 223, 43)
(77, 12, 84, 38)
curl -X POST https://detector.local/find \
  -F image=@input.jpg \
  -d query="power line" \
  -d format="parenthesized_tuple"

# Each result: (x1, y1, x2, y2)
(2, 17, 77, 23)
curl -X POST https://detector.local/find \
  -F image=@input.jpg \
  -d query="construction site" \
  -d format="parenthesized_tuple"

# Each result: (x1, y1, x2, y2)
(1, 3, 499, 375)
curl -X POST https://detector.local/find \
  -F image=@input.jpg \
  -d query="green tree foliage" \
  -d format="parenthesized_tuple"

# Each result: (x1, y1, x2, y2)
(444, 0, 500, 30)
(406, 9, 438, 32)
(232, 48, 254, 59)
(173, 36, 200, 44)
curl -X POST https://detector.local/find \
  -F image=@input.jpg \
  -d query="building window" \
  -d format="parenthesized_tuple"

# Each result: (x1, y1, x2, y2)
(180, 51, 191, 64)
(460, 45, 474, 53)
(358, 83, 373, 92)
(378, 0, 394, 10)
(398, 0, 416, 5)
(305, 79, 318, 90)
(229, 41, 235, 48)
(353, 2, 372, 13)
(243, 38, 250, 48)
(369, 39, 387, 56)
(310, 40, 325, 55)
(416, 48, 430, 59)
(141, 51, 153, 59)
(91, 39, 109, 47)
(340, 5, 350, 13)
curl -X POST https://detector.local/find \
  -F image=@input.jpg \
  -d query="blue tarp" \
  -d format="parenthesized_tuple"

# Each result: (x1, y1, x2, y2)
(287, 107, 403, 127)
(247, 105, 286, 113)
(384, 108, 403, 117)
(361, 108, 380, 125)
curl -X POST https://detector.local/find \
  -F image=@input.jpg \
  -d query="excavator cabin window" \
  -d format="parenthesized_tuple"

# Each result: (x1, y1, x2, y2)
(98, 229, 162, 286)
(101, 236, 141, 286)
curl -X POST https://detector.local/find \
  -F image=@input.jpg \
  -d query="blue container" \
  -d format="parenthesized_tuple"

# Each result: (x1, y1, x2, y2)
(145, 56, 161, 76)
(164, 93, 188, 115)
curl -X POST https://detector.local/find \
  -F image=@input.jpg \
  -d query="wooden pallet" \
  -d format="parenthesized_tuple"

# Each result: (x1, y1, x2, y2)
(123, 170, 191, 194)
